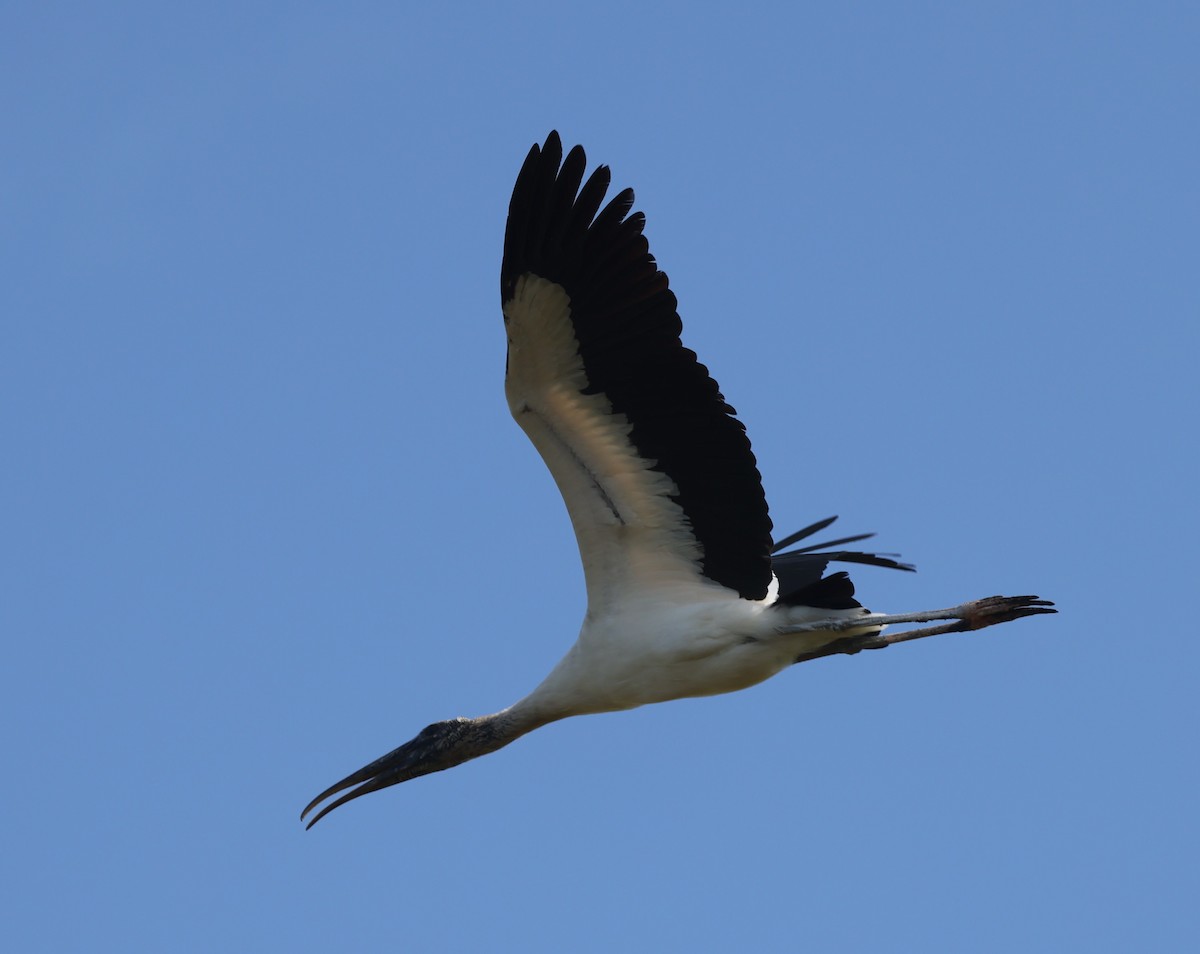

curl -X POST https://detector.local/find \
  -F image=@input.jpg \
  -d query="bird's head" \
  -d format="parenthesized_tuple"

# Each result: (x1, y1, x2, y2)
(302, 717, 508, 828)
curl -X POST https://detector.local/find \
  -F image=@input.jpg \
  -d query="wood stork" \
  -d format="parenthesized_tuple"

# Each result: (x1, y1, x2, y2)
(301, 131, 1054, 828)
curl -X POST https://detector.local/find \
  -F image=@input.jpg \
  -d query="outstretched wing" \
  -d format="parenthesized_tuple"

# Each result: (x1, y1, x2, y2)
(500, 132, 773, 609)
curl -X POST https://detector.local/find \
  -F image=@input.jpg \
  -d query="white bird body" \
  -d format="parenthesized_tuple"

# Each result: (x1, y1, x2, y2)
(513, 596, 873, 721)
(301, 132, 1054, 828)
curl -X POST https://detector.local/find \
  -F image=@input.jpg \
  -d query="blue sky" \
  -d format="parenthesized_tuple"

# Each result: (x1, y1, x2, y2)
(3, 2, 1197, 951)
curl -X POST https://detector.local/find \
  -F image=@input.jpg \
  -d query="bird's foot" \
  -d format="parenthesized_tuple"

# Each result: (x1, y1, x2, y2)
(950, 595, 1057, 631)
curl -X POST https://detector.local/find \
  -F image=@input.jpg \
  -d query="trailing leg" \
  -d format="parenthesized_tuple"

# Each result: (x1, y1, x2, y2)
(784, 594, 1056, 664)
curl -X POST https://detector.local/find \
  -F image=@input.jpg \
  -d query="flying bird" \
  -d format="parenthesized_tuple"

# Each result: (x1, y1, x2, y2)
(302, 132, 1054, 828)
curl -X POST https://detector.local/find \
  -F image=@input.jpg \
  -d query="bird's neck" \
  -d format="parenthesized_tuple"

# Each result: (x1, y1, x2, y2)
(481, 697, 564, 746)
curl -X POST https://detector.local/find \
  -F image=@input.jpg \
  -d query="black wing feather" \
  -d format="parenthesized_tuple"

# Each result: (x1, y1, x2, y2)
(501, 132, 774, 599)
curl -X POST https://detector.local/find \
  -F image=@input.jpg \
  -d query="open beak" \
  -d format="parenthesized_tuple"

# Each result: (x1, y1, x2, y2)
(302, 737, 432, 829)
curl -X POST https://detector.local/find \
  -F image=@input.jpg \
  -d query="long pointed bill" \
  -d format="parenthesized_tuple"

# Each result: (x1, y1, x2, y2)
(302, 716, 513, 828)
(301, 739, 434, 829)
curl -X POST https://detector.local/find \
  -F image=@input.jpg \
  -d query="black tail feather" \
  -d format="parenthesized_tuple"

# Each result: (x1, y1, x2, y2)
(772, 517, 915, 610)
(770, 516, 839, 553)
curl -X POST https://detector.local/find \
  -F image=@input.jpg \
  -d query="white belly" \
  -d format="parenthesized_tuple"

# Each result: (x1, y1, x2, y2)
(519, 595, 874, 718)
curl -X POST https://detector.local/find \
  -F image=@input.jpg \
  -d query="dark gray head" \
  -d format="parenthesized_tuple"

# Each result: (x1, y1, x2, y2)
(301, 716, 515, 828)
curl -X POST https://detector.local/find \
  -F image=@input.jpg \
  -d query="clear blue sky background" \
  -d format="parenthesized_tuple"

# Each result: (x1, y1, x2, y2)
(3, 3, 1196, 951)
